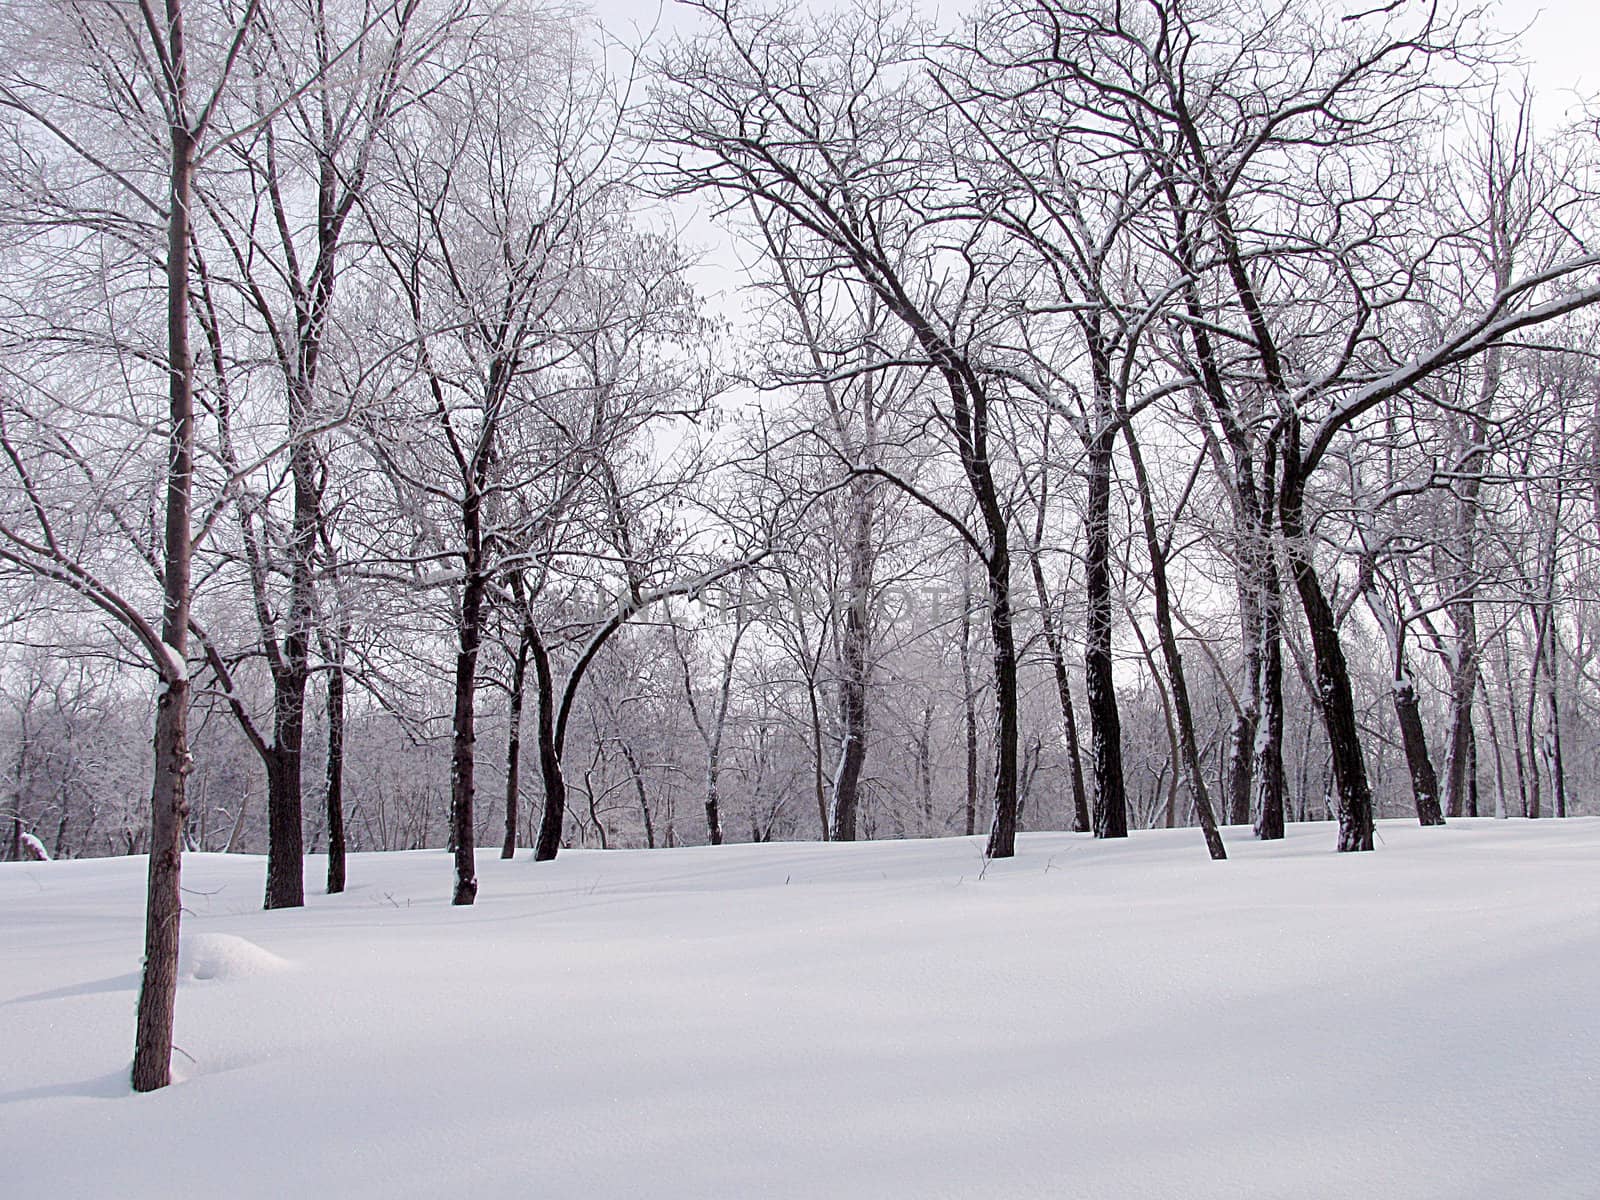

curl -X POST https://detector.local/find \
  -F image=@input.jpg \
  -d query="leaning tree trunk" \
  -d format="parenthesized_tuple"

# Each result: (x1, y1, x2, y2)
(531, 630, 567, 862)
(1392, 672, 1445, 826)
(1121, 421, 1226, 859)
(1027, 528, 1091, 833)
(1360, 571, 1444, 827)
(620, 739, 656, 849)
(1280, 428, 1375, 852)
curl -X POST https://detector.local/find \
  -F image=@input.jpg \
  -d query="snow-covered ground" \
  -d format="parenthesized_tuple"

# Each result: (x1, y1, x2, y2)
(4, 818, 1596, 1198)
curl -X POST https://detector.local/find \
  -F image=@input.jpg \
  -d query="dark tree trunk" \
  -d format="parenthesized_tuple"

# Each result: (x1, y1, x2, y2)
(1252, 565, 1287, 841)
(1121, 421, 1226, 859)
(1393, 676, 1444, 826)
(501, 620, 531, 859)
(1442, 602, 1478, 820)
(1085, 413, 1128, 839)
(620, 740, 655, 849)
(829, 476, 873, 842)
(263, 678, 307, 909)
(531, 631, 566, 862)
(917, 700, 934, 834)
(133, 71, 197, 1091)
(1027, 537, 1090, 833)
(324, 650, 346, 894)
(1280, 430, 1374, 852)
(984, 546, 1019, 858)
(134, 678, 190, 1093)
(449, 562, 484, 904)
(960, 568, 978, 838)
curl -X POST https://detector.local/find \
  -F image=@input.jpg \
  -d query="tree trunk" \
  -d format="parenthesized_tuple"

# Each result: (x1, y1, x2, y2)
(1393, 676, 1444, 826)
(501, 621, 531, 859)
(134, 678, 190, 1094)
(1121, 421, 1226, 859)
(960, 566, 978, 838)
(620, 739, 655, 849)
(1085, 413, 1128, 839)
(1545, 625, 1566, 818)
(1280, 431, 1374, 852)
(828, 474, 873, 842)
(917, 700, 934, 834)
(1252, 540, 1287, 840)
(133, 61, 197, 1090)
(531, 631, 566, 862)
(1027, 538, 1090, 833)
(1442, 599, 1478, 820)
(324, 649, 347, 893)
(449, 561, 484, 903)
(263, 677, 306, 909)
(984, 545, 1020, 858)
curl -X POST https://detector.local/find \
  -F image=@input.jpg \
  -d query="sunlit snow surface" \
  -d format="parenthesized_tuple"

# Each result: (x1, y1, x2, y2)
(4, 818, 1597, 1198)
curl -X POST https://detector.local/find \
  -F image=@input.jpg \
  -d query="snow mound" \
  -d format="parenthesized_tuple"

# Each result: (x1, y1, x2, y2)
(178, 933, 289, 982)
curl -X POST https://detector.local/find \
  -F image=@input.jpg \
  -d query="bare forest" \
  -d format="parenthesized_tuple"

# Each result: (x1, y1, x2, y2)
(2, 0, 1598, 1091)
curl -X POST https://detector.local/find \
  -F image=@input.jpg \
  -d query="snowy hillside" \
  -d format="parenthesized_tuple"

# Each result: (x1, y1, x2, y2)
(4, 819, 1597, 1199)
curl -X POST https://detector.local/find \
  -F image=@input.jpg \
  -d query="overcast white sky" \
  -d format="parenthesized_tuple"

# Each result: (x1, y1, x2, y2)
(1515, 0, 1598, 114)
(599, 0, 1598, 107)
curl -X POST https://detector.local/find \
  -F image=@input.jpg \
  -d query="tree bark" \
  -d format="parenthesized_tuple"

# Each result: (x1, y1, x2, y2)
(1085, 408, 1128, 839)
(501, 619, 531, 859)
(531, 628, 567, 862)
(1253, 524, 1287, 840)
(959, 568, 978, 838)
(263, 682, 306, 908)
(1280, 427, 1374, 852)
(828, 476, 873, 841)
(620, 739, 655, 849)
(133, 32, 200, 1088)
(1120, 421, 1226, 859)
(324, 646, 347, 894)
(1026, 522, 1090, 834)
(449, 558, 484, 903)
